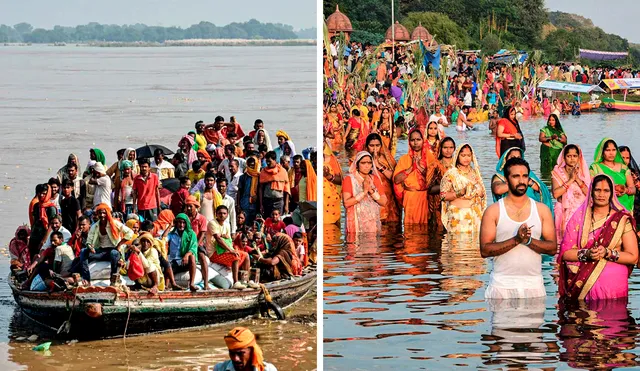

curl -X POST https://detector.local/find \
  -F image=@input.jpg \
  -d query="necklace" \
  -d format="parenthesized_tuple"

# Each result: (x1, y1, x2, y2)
(508, 199, 529, 218)
(590, 208, 611, 234)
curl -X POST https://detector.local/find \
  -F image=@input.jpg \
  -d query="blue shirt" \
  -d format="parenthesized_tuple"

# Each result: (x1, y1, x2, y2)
(167, 231, 183, 262)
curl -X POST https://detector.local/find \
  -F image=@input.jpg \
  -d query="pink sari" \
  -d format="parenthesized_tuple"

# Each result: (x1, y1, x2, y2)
(552, 145, 590, 244)
(343, 151, 383, 235)
(9, 226, 31, 268)
(558, 175, 635, 301)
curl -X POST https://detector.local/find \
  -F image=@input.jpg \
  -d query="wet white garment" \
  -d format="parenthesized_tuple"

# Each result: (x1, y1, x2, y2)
(485, 198, 546, 299)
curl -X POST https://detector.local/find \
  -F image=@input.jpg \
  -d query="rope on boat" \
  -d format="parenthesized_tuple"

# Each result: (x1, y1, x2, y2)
(259, 283, 273, 303)
(122, 286, 132, 341)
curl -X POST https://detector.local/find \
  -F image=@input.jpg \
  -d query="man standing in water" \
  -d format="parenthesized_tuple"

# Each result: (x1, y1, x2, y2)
(480, 158, 556, 299)
(213, 327, 277, 371)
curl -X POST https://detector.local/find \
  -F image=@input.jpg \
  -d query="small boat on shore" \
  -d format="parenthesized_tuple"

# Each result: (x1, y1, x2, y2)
(9, 266, 316, 339)
(599, 78, 640, 111)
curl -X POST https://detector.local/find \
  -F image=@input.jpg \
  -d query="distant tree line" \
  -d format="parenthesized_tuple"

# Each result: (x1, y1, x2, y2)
(0, 19, 304, 43)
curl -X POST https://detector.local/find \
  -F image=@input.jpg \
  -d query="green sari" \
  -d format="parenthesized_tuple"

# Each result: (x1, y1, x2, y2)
(589, 138, 634, 212)
(540, 125, 565, 175)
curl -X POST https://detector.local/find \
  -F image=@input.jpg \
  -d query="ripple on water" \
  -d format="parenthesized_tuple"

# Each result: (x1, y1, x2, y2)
(324, 112, 640, 370)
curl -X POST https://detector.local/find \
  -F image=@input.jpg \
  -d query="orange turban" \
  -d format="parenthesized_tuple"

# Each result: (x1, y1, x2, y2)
(153, 210, 175, 236)
(94, 203, 120, 240)
(224, 327, 265, 371)
(185, 195, 200, 208)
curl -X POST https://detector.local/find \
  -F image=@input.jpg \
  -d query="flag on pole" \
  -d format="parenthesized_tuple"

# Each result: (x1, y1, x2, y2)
(421, 41, 441, 76)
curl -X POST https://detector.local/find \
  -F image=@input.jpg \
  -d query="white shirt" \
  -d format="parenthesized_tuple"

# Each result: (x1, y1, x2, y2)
(227, 171, 241, 201)
(54, 243, 75, 276)
(486, 198, 545, 299)
(93, 175, 112, 208)
(218, 157, 246, 184)
(222, 194, 237, 235)
(42, 226, 72, 249)
(464, 91, 472, 107)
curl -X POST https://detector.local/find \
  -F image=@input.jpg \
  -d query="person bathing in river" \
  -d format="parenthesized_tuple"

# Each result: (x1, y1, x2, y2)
(589, 138, 636, 212)
(480, 157, 556, 299)
(557, 174, 638, 301)
(552, 145, 590, 244)
(440, 144, 486, 234)
(492, 147, 554, 214)
(213, 327, 278, 371)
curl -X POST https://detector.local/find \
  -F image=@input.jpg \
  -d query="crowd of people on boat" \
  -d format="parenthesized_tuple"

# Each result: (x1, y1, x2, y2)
(9, 117, 318, 293)
(323, 40, 640, 303)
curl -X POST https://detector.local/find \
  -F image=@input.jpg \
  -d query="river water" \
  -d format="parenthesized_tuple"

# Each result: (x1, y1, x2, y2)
(0, 45, 316, 370)
(324, 112, 640, 370)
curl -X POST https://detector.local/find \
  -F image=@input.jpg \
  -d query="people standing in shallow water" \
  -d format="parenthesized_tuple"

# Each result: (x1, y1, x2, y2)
(589, 138, 636, 212)
(480, 157, 556, 299)
(495, 106, 525, 158)
(618, 146, 640, 228)
(492, 147, 554, 215)
(342, 151, 387, 234)
(366, 133, 400, 223)
(539, 114, 567, 175)
(440, 144, 486, 234)
(552, 144, 590, 244)
(323, 141, 342, 226)
(558, 174, 638, 301)
(393, 128, 440, 225)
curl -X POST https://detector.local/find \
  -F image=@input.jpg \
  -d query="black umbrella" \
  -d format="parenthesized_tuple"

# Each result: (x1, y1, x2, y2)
(298, 201, 317, 220)
(136, 144, 174, 159)
(160, 178, 180, 193)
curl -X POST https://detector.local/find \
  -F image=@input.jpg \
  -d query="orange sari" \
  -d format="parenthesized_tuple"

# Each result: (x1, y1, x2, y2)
(393, 129, 439, 225)
(323, 142, 342, 225)
(375, 144, 400, 223)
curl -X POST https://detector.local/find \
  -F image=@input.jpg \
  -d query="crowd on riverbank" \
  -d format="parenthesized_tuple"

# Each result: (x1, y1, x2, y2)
(323, 38, 640, 303)
(9, 117, 318, 293)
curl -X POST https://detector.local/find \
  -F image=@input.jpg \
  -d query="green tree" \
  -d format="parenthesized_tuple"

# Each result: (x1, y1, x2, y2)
(402, 12, 470, 48)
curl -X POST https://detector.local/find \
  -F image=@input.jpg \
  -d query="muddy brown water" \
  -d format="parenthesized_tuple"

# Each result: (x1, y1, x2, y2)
(324, 112, 640, 370)
(0, 45, 317, 370)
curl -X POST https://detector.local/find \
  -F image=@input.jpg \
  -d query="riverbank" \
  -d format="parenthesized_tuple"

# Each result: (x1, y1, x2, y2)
(2, 39, 316, 48)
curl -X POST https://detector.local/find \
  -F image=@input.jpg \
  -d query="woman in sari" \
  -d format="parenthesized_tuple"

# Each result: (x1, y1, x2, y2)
(619, 146, 640, 227)
(9, 226, 30, 270)
(326, 103, 345, 150)
(253, 128, 273, 151)
(426, 137, 456, 232)
(343, 151, 387, 234)
(539, 114, 567, 175)
(440, 144, 487, 234)
(376, 106, 397, 157)
(393, 128, 439, 225)
(492, 147, 554, 214)
(589, 138, 635, 212)
(323, 141, 342, 225)
(558, 174, 638, 301)
(424, 121, 441, 158)
(178, 135, 197, 167)
(552, 144, 590, 243)
(257, 233, 302, 281)
(366, 133, 400, 223)
(343, 109, 369, 152)
(495, 106, 525, 157)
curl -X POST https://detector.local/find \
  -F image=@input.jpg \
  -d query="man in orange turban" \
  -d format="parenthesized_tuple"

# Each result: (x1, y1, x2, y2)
(213, 327, 277, 371)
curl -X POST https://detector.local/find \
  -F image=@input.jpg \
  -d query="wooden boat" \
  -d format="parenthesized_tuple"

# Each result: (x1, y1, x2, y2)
(580, 100, 601, 111)
(602, 97, 640, 111)
(9, 266, 316, 339)
(599, 79, 640, 111)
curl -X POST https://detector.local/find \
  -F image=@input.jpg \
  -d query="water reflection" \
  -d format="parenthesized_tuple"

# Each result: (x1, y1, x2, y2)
(558, 299, 638, 369)
(482, 297, 558, 367)
(324, 113, 640, 369)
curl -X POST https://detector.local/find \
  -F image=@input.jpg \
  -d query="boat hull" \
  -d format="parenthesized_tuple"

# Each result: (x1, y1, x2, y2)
(602, 97, 640, 111)
(579, 100, 601, 111)
(10, 267, 316, 339)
